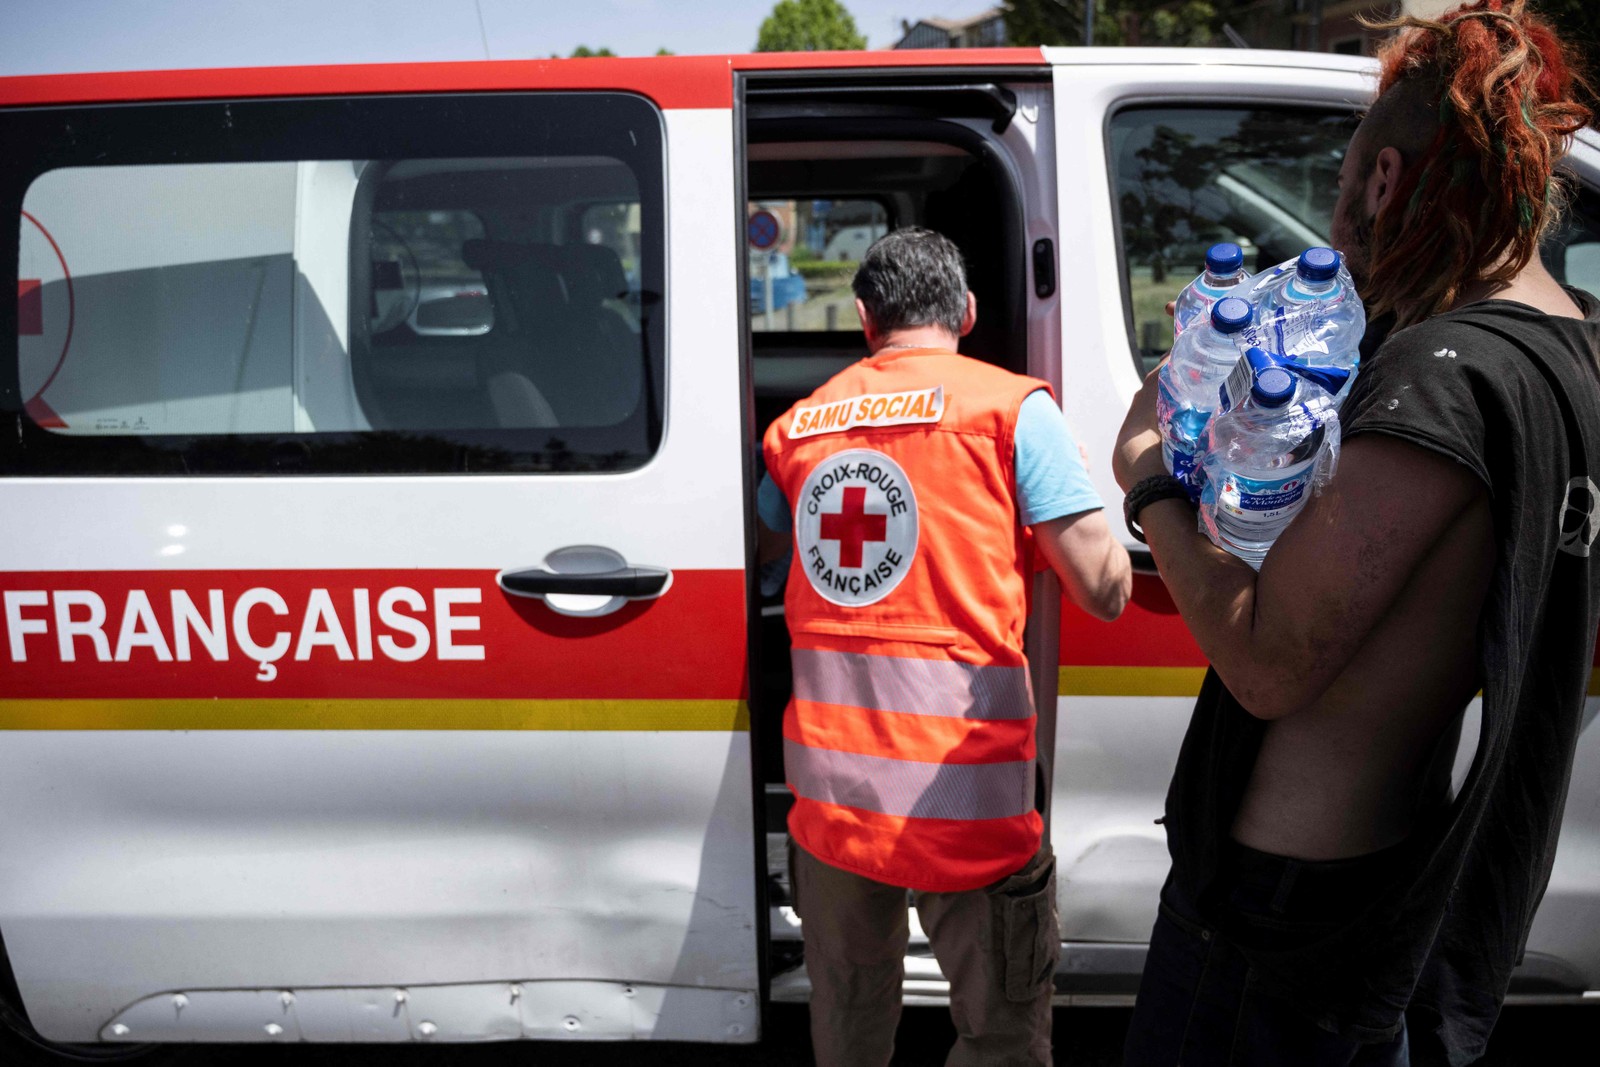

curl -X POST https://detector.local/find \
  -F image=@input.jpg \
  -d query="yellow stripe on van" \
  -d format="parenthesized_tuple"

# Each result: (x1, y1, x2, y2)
(0, 699, 749, 732)
(1058, 666, 1208, 698)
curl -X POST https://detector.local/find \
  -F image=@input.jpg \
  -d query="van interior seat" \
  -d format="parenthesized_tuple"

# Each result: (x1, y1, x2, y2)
(464, 238, 643, 429)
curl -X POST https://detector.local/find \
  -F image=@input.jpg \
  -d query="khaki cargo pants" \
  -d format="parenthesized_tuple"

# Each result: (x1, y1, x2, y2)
(790, 839, 1059, 1067)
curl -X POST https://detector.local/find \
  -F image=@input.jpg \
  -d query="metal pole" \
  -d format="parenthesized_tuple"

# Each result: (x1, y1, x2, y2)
(1084, 0, 1094, 48)
(763, 255, 773, 332)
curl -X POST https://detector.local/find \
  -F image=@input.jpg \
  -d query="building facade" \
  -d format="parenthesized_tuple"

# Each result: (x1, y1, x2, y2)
(894, 7, 1009, 50)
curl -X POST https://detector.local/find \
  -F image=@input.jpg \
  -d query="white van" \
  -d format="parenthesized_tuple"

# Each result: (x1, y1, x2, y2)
(2, 45, 1598, 1050)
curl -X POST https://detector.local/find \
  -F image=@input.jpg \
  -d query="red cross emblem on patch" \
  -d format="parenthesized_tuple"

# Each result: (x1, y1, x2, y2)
(794, 448, 919, 607)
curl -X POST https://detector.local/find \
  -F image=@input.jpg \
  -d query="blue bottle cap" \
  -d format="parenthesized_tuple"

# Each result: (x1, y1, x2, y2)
(1252, 366, 1297, 406)
(1297, 247, 1341, 282)
(1242, 347, 1296, 407)
(1205, 242, 1244, 275)
(1210, 296, 1253, 334)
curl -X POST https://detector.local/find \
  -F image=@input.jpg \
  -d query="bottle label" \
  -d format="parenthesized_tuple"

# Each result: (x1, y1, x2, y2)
(1219, 353, 1255, 414)
(1218, 468, 1311, 523)
(1163, 444, 1204, 502)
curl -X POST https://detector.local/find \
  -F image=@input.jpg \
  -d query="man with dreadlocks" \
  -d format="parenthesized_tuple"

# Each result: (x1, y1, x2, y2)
(1112, 2, 1600, 1064)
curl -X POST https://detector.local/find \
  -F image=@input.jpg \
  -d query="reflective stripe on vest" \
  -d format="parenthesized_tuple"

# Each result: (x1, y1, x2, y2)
(792, 648, 1033, 720)
(784, 738, 1034, 821)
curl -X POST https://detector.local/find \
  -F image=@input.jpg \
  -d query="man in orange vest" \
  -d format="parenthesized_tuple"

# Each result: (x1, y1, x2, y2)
(759, 228, 1132, 1065)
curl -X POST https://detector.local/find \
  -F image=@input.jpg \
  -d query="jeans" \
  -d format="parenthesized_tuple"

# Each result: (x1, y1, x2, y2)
(1124, 844, 1414, 1067)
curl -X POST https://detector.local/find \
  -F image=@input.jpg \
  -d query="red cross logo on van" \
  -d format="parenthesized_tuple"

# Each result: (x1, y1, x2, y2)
(820, 487, 887, 568)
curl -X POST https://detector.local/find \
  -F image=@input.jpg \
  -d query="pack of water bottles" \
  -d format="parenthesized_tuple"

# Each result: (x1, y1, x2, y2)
(1157, 243, 1365, 568)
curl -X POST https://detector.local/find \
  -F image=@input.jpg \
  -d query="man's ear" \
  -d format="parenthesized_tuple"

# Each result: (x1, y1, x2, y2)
(959, 291, 977, 337)
(1367, 146, 1405, 219)
(856, 298, 878, 347)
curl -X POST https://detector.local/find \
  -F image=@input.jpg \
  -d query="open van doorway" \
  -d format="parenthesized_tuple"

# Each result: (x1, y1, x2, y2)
(735, 69, 1064, 1001)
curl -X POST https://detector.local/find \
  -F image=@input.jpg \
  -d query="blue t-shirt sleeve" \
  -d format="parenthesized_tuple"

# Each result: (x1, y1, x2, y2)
(1014, 389, 1104, 526)
(757, 472, 791, 533)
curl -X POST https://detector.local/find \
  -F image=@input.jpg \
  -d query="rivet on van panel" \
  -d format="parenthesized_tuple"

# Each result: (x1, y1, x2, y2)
(563, 1016, 581, 1031)
(418, 1021, 438, 1039)
(264, 1023, 284, 1037)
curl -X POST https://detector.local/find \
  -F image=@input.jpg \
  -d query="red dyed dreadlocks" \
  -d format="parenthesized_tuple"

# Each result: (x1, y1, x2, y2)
(1361, 0, 1593, 328)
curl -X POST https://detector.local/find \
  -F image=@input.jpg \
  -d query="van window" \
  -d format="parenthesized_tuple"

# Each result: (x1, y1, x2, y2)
(372, 209, 493, 338)
(3, 92, 664, 474)
(1107, 106, 1357, 373)
(1543, 179, 1600, 298)
(747, 198, 888, 332)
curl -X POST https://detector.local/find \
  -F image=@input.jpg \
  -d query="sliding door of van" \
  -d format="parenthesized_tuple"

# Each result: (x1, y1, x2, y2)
(0, 63, 758, 1044)
(1045, 53, 1373, 988)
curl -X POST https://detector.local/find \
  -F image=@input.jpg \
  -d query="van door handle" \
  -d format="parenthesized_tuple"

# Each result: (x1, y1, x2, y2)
(498, 566, 670, 598)
(497, 546, 672, 618)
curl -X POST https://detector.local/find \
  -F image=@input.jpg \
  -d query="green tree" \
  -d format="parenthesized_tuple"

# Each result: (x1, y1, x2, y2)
(756, 0, 867, 52)
(655, 47, 676, 56)
(568, 45, 617, 58)
(1004, 1, 1224, 48)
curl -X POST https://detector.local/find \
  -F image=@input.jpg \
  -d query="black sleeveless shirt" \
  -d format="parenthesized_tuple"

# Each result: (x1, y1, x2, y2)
(1162, 290, 1600, 1061)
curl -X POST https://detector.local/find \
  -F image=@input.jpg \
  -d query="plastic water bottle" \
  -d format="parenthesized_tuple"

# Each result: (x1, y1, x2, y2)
(1200, 348, 1351, 568)
(1247, 247, 1365, 378)
(1173, 243, 1250, 339)
(1157, 296, 1253, 499)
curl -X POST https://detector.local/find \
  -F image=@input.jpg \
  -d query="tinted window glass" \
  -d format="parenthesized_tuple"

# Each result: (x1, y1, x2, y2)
(748, 198, 888, 332)
(1109, 106, 1356, 372)
(1543, 177, 1600, 298)
(372, 208, 493, 338)
(4, 93, 664, 475)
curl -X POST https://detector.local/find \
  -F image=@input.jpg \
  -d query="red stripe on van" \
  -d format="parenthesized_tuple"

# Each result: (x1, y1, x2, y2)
(0, 568, 746, 701)
(0, 49, 1050, 112)
(1060, 573, 1207, 669)
(0, 55, 737, 110)
(731, 47, 1046, 71)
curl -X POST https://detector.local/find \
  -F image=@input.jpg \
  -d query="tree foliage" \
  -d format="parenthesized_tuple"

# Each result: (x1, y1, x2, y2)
(756, 0, 867, 52)
(1004, 0, 1221, 48)
(568, 45, 617, 58)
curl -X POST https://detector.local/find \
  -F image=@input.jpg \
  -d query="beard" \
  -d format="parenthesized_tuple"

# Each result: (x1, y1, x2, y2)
(1334, 200, 1377, 300)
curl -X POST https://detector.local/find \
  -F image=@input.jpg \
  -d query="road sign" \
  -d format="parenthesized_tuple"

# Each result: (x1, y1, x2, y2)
(748, 209, 781, 251)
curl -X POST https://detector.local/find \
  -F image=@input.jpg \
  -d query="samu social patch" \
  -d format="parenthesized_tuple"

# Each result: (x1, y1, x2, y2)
(794, 449, 918, 607)
(788, 386, 944, 439)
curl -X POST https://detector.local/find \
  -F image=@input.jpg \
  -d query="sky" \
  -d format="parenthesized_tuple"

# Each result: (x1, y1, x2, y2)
(0, 0, 998, 75)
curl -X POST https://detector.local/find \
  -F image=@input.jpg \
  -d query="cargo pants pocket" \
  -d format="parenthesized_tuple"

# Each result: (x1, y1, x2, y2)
(993, 852, 1060, 1003)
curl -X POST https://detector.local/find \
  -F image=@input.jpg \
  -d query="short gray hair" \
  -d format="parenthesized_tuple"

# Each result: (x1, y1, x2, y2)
(851, 228, 968, 336)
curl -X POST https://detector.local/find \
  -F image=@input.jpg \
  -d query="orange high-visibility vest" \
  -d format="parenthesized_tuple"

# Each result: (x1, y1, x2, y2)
(763, 347, 1053, 892)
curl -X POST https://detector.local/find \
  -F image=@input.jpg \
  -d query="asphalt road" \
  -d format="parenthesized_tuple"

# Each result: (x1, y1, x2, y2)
(3, 1005, 1595, 1066)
